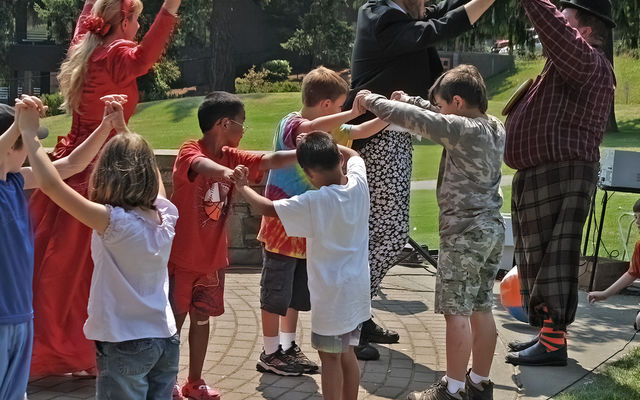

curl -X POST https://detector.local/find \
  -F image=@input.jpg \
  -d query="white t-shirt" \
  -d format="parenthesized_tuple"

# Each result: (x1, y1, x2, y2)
(84, 196, 178, 342)
(274, 157, 371, 336)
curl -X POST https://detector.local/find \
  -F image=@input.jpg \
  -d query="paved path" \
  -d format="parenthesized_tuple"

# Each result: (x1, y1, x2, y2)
(410, 175, 514, 191)
(26, 264, 640, 399)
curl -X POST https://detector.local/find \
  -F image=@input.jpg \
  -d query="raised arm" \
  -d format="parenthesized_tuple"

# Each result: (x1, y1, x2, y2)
(190, 157, 236, 182)
(337, 144, 359, 164)
(361, 93, 467, 150)
(109, 2, 180, 83)
(73, 0, 96, 40)
(0, 122, 21, 163)
(295, 107, 363, 137)
(259, 149, 298, 170)
(520, 0, 603, 86)
(349, 118, 390, 140)
(426, 0, 471, 19)
(17, 101, 109, 234)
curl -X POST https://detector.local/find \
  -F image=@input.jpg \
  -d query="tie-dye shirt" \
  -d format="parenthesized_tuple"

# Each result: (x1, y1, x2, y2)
(257, 112, 354, 258)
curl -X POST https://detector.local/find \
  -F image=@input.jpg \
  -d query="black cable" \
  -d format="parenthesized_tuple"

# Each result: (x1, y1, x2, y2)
(546, 329, 639, 399)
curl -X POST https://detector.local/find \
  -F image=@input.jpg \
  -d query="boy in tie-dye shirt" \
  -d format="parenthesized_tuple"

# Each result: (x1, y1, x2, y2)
(255, 67, 387, 375)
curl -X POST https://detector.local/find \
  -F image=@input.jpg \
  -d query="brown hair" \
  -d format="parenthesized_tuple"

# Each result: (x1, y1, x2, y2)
(301, 66, 349, 107)
(429, 64, 488, 113)
(58, 0, 143, 113)
(634, 199, 640, 213)
(89, 133, 158, 210)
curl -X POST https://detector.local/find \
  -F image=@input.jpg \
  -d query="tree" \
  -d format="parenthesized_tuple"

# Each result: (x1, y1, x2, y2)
(34, 0, 83, 43)
(282, 0, 354, 67)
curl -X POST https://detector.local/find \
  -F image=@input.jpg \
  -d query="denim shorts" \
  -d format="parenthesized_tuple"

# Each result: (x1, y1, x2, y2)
(260, 249, 311, 316)
(95, 334, 180, 400)
(311, 325, 361, 354)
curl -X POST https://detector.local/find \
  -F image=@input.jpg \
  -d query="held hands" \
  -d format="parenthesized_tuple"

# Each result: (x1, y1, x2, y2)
(15, 95, 47, 139)
(229, 165, 249, 186)
(587, 291, 608, 304)
(295, 132, 309, 147)
(391, 90, 410, 102)
(100, 95, 129, 133)
(353, 89, 372, 114)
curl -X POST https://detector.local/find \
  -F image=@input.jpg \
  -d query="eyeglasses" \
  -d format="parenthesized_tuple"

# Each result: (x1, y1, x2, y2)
(229, 119, 248, 132)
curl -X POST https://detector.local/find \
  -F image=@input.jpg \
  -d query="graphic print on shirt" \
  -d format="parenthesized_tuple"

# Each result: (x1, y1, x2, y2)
(202, 180, 231, 226)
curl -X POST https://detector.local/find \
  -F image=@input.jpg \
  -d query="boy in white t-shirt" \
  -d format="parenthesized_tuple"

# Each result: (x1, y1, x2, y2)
(234, 130, 371, 400)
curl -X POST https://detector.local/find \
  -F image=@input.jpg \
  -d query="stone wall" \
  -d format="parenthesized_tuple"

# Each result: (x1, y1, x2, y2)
(156, 151, 265, 267)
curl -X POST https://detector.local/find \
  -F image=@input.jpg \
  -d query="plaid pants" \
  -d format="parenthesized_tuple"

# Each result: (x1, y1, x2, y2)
(511, 161, 597, 330)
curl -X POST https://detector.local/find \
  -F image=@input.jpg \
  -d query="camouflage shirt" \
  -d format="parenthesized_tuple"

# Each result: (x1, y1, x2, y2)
(363, 94, 505, 236)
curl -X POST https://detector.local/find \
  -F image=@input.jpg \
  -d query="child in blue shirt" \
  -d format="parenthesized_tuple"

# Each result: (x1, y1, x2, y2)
(0, 95, 125, 399)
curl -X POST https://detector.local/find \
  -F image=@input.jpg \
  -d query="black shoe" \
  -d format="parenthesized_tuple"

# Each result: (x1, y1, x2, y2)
(507, 335, 539, 352)
(354, 343, 380, 361)
(282, 341, 319, 373)
(362, 318, 400, 344)
(465, 369, 493, 400)
(505, 342, 568, 366)
(256, 346, 305, 376)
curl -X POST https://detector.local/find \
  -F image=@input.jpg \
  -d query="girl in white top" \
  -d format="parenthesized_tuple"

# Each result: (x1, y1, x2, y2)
(17, 96, 179, 400)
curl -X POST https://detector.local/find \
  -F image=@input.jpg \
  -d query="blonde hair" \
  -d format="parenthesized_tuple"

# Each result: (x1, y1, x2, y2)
(89, 133, 159, 210)
(301, 66, 349, 107)
(58, 0, 143, 113)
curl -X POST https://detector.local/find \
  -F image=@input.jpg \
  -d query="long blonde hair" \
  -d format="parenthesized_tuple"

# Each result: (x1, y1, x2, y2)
(58, 0, 143, 113)
(89, 133, 159, 210)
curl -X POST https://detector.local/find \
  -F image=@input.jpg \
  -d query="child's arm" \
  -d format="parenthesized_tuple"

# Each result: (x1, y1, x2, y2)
(190, 158, 237, 182)
(391, 90, 440, 112)
(21, 97, 128, 190)
(358, 92, 466, 150)
(338, 144, 359, 164)
(588, 272, 638, 303)
(258, 149, 297, 170)
(0, 121, 21, 160)
(235, 183, 277, 218)
(348, 118, 390, 140)
(17, 100, 110, 234)
(294, 104, 364, 137)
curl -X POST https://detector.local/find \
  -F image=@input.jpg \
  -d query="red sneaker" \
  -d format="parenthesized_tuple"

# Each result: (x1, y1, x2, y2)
(181, 379, 221, 400)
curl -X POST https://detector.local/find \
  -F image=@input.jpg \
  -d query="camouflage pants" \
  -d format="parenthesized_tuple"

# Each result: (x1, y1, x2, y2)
(435, 221, 505, 316)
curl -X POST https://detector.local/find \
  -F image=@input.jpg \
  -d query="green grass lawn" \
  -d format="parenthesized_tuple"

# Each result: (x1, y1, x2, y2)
(554, 346, 640, 400)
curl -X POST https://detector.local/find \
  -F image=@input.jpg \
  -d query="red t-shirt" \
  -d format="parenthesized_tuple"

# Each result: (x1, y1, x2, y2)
(169, 140, 263, 272)
(628, 241, 640, 279)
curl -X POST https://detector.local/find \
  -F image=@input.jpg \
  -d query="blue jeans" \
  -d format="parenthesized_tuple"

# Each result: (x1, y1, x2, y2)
(95, 334, 180, 400)
(0, 321, 33, 400)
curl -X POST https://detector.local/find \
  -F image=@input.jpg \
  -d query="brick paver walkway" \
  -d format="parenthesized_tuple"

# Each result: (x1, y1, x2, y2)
(27, 264, 518, 400)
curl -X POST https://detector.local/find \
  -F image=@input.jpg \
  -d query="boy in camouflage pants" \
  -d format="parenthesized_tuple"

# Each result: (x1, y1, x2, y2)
(356, 65, 505, 400)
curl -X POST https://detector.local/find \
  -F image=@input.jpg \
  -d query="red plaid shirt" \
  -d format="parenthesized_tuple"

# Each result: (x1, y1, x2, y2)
(504, 0, 616, 170)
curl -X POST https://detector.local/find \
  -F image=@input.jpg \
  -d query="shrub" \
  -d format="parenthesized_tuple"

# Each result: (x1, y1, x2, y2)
(235, 66, 267, 93)
(41, 92, 64, 116)
(262, 59, 291, 82)
(138, 58, 181, 101)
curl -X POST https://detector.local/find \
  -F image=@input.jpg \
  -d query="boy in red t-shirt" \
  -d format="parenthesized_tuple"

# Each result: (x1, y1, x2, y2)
(588, 199, 640, 330)
(169, 92, 297, 400)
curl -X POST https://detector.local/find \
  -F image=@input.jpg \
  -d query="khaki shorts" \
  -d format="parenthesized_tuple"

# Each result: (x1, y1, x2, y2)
(435, 221, 505, 316)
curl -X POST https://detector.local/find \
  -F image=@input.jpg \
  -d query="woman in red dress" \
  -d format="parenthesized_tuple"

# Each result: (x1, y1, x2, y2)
(29, 0, 181, 376)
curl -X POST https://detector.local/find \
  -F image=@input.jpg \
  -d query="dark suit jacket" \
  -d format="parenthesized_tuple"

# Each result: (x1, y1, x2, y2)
(346, 0, 472, 148)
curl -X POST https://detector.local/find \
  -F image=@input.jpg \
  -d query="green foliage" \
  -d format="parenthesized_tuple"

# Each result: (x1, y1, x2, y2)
(282, 0, 354, 67)
(41, 92, 65, 116)
(235, 65, 300, 93)
(262, 59, 291, 82)
(138, 58, 181, 102)
(34, 0, 83, 43)
(613, 0, 640, 54)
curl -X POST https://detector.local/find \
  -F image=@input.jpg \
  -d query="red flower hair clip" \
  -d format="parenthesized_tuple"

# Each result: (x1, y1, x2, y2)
(82, 15, 112, 37)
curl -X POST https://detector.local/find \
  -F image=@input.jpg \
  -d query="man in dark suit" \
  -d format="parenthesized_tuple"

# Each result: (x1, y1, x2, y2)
(345, 0, 496, 362)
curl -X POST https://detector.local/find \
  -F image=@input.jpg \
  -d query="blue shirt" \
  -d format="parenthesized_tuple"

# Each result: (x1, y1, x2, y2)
(0, 172, 34, 324)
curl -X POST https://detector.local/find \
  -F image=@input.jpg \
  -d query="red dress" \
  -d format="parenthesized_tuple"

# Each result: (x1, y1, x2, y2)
(29, 4, 177, 376)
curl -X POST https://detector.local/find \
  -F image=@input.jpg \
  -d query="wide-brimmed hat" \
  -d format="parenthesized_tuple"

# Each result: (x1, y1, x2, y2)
(0, 103, 49, 140)
(559, 0, 616, 28)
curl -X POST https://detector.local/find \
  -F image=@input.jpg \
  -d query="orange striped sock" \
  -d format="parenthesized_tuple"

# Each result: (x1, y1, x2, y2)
(539, 308, 566, 352)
